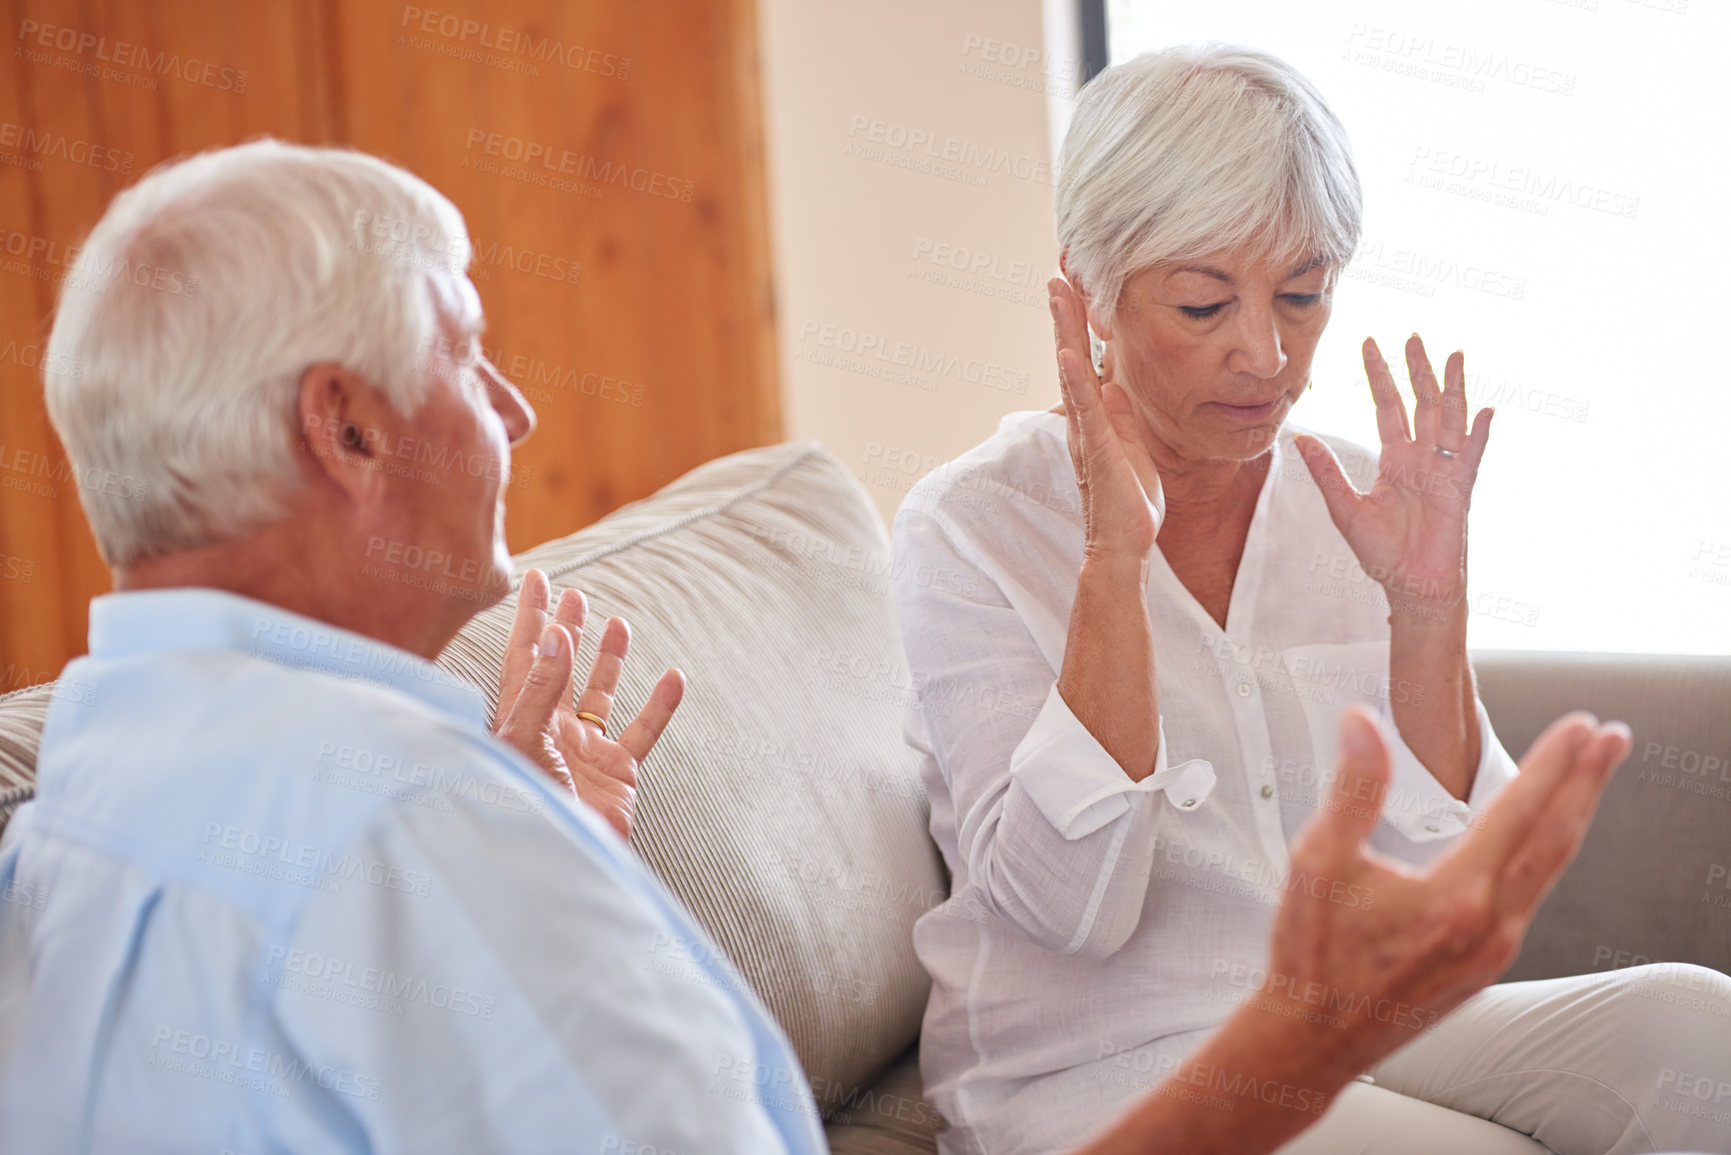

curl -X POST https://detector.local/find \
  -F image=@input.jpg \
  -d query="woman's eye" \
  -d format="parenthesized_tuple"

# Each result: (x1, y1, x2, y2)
(1179, 304, 1225, 319)
(1282, 293, 1323, 308)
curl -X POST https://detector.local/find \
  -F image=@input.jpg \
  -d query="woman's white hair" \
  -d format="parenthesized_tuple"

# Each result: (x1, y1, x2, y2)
(1057, 43, 1362, 320)
(44, 137, 478, 569)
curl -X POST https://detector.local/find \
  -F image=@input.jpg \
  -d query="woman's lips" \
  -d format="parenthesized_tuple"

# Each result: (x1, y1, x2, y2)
(1211, 397, 1285, 422)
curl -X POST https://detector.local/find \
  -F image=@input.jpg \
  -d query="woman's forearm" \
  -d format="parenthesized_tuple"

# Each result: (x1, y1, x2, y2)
(1058, 548, 1160, 782)
(1386, 598, 1480, 800)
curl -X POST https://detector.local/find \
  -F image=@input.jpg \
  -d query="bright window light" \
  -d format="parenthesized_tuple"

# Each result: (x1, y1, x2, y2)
(1106, 0, 1729, 654)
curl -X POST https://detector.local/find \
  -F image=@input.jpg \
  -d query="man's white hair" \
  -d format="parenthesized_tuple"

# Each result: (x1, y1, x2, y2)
(1057, 44, 1362, 319)
(44, 137, 479, 569)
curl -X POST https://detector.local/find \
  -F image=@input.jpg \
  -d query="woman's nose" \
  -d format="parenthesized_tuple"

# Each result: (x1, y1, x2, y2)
(482, 358, 536, 444)
(1228, 305, 1288, 379)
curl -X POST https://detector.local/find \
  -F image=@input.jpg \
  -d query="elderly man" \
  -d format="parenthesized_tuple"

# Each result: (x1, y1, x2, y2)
(0, 140, 1638, 1155)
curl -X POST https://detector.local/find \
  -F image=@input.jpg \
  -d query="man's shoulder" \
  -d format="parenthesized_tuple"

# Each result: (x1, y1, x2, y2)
(28, 646, 547, 897)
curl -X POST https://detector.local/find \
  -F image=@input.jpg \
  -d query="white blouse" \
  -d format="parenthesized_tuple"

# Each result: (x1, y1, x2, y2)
(891, 411, 1517, 1155)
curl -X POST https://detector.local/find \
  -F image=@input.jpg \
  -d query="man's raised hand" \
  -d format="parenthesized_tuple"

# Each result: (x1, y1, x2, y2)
(493, 568, 685, 840)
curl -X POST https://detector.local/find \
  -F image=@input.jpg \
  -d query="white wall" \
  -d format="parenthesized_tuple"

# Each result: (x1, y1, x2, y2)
(757, 0, 1073, 527)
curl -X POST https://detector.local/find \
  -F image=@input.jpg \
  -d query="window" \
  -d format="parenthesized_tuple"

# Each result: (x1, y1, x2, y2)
(1101, 0, 1727, 653)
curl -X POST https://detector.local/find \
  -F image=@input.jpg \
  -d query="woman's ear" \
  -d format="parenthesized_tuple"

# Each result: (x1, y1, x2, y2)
(1057, 249, 1114, 342)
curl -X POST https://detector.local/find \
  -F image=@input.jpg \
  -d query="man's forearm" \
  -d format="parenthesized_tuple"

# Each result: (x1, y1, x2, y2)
(1073, 1001, 1356, 1155)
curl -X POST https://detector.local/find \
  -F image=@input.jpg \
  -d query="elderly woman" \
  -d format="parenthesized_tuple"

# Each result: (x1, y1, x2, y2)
(892, 45, 1731, 1155)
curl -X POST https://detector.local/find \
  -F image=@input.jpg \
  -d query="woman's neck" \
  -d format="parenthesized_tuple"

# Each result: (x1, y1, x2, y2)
(1139, 421, 1273, 531)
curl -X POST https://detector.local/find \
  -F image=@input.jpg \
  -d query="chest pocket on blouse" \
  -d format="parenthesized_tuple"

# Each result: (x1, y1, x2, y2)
(1280, 639, 1410, 792)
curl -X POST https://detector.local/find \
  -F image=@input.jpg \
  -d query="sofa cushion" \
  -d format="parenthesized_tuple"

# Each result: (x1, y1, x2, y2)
(824, 1044, 944, 1154)
(1475, 651, 1731, 981)
(0, 441, 946, 1122)
(0, 684, 51, 826)
(435, 440, 947, 1114)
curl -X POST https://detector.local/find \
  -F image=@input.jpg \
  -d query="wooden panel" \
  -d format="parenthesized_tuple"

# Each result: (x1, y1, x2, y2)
(0, 0, 781, 682)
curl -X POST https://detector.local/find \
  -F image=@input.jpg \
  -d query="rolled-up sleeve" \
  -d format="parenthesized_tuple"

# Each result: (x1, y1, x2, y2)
(893, 507, 1197, 960)
(1376, 697, 1519, 843)
(1013, 686, 1218, 839)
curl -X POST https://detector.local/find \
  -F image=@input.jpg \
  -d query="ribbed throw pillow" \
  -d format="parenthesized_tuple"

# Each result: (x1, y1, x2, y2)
(435, 440, 944, 1116)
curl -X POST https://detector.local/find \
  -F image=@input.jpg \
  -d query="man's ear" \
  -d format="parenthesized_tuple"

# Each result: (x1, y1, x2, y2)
(1057, 248, 1114, 342)
(295, 363, 401, 502)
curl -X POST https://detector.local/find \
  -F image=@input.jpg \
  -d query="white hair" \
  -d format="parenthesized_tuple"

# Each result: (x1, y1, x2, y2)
(44, 137, 480, 569)
(1056, 43, 1362, 320)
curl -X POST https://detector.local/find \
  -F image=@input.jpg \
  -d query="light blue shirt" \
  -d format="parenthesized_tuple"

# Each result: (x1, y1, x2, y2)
(0, 589, 825, 1155)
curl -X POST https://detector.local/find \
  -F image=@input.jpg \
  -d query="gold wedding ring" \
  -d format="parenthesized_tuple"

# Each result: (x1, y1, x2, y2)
(576, 711, 608, 735)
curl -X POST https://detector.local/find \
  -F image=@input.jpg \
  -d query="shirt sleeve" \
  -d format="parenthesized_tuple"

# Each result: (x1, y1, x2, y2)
(893, 506, 1207, 960)
(267, 739, 820, 1155)
(1376, 695, 1519, 843)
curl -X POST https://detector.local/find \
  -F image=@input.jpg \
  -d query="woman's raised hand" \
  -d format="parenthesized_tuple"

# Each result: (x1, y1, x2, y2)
(1048, 277, 1165, 559)
(1294, 335, 1493, 611)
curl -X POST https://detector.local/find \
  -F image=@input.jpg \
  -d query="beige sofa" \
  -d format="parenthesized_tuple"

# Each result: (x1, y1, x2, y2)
(0, 441, 1726, 1154)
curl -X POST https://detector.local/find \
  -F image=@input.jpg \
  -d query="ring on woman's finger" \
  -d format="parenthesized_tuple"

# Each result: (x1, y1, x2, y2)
(1434, 446, 1458, 458)
(576, 711, 608, 735)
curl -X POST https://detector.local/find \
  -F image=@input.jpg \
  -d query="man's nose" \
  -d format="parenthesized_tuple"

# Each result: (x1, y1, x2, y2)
(1227, 304, 1288, 379)
(482, 358, 536, 444)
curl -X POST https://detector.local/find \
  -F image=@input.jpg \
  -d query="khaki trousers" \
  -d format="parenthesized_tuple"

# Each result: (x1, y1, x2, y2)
(1275, 965, 1731, 1155)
